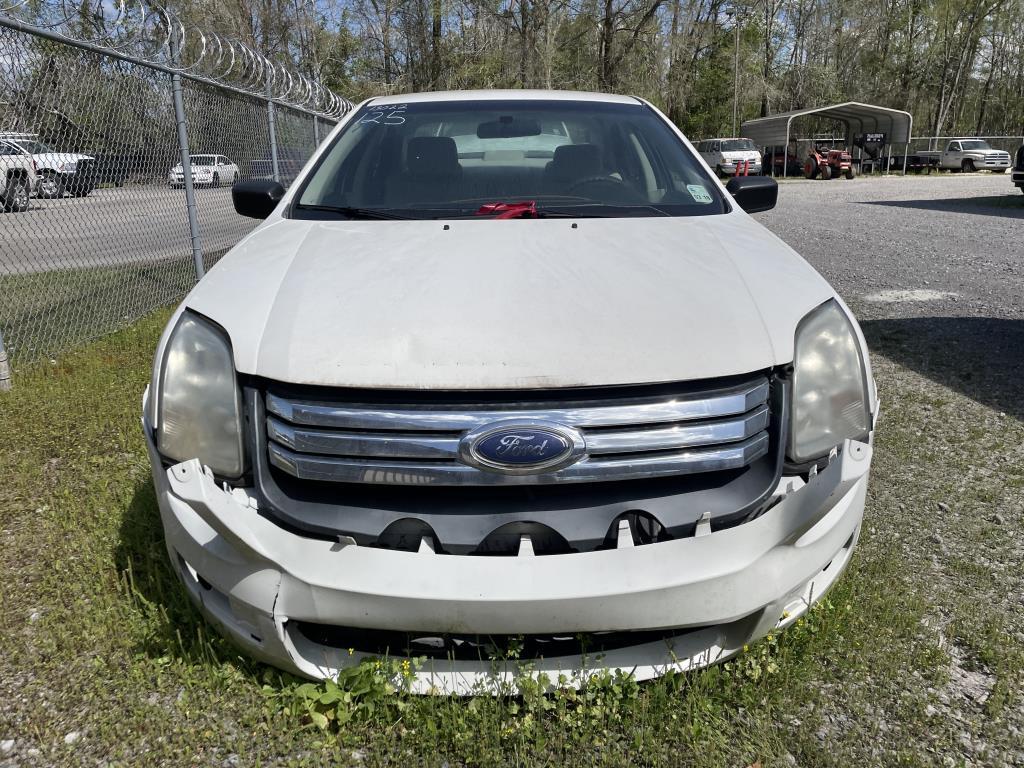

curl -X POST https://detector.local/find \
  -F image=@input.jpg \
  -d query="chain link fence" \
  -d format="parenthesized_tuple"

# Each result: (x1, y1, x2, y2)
(0, 8, 345, 379)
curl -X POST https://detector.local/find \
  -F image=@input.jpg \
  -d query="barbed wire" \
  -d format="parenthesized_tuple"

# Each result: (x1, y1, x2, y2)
(0, 0, 352, 118)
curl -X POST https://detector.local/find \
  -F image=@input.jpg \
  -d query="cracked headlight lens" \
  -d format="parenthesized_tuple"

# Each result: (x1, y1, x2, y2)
(156, 313, 244, 477)
(789, 300, 870, 463)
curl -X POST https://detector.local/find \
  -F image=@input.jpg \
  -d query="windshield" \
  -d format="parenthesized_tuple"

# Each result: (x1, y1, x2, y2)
(721, 139, 755, 152)
(295, 99, 727, 219)
(959, 140, 992, 151)
(190, 155, 216, 165)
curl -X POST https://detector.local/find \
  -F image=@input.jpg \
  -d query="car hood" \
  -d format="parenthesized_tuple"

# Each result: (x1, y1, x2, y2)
(185, 214, 835, 389)
(34, 153, 93, 164)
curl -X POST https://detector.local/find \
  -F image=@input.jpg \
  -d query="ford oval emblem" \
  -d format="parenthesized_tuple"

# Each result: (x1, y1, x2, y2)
(460, 422, 585, 474)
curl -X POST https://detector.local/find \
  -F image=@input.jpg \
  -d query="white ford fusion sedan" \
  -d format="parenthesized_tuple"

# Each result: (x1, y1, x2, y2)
(143, 90, 876, 694)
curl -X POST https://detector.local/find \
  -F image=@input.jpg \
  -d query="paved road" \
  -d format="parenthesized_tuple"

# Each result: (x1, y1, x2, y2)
(0, 184, 258, 274)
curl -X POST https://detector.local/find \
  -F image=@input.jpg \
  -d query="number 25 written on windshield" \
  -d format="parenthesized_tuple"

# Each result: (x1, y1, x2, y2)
(359, 106, 407, 126)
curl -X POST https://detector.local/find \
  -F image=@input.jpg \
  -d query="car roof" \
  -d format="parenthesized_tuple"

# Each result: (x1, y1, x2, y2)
(368, 90, 641, 107)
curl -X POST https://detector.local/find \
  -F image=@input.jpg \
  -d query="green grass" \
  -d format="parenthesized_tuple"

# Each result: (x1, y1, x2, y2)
(1, 312, 1022, 766)
(0, 250, 224, 361)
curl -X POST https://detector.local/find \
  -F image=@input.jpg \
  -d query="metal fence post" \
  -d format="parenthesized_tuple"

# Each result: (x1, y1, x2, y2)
(267, 77, 281, 183)
(313, 115, 320, 146)
(0, 329, 11, 392)
(169, 37, 205, 281)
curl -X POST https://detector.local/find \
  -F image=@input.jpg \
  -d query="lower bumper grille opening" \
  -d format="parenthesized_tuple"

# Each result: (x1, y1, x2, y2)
(292, 621, 705, 661)
(473, 522, 572, 556)
(598, 511, 670, 549)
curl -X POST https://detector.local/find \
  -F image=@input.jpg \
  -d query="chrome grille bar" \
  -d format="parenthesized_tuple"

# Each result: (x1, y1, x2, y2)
(266, 404, 769, 461)
(584, 405, 769, 455)
(268, 432, 770, 486)
(263, 375, 773, 486)
(267, 418, 461, 459)
(265, 378, 769, 431)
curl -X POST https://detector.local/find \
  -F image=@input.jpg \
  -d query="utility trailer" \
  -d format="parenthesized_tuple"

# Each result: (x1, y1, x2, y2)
(889, 153, 940, 174)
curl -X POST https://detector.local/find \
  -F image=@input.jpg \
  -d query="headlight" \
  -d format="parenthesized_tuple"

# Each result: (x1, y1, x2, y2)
(788, 300, 871, 463)
(156, 313, 245, 477)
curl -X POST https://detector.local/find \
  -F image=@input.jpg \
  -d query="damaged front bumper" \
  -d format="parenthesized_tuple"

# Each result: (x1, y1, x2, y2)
(144, 424, 871, 694)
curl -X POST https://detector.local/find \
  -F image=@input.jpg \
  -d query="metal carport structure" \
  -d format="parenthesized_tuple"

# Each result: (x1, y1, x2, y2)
(740, 102, 913, 177)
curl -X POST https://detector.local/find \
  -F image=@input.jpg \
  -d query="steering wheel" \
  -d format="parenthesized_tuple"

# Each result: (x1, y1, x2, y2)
(565, 175, 626, 195)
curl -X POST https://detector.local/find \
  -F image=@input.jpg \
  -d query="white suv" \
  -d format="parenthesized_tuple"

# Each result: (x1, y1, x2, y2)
(697, 137, 763, 176)
(144, 91, 876, 694)
(0, 138, 38, 212)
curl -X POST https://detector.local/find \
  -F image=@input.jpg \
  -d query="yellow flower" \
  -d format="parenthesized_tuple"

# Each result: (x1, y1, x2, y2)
(782, 610, 791, 619)
(348, 648, 354, 656)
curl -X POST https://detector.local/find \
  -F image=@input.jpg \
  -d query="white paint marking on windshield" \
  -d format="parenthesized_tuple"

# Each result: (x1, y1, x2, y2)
(358, 104, 408, 126)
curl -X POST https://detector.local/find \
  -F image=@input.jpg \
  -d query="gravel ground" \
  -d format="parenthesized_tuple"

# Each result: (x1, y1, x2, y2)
(756, 173, 1023, 323)
(759, 173, 1024, 421)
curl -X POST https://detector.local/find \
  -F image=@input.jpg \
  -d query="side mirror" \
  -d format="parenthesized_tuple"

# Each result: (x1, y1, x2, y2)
(232, 179, 285, 219)
(725, 175, 777, 214)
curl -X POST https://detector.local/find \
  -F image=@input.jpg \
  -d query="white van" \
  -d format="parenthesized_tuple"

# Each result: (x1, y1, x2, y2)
(697, 137, 762, 176)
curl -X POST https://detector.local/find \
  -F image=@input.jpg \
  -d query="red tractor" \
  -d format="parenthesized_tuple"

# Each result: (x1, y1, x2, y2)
(803, 145, 856, 180)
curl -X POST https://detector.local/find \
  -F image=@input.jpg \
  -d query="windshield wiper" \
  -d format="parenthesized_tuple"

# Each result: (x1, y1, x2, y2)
(536, 203, 674, 218)
(294, 204, 415, 220)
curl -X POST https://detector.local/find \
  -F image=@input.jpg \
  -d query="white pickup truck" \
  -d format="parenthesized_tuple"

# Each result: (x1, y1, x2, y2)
(916, 139, 1011, 172)
(0, 133, 96, 197)
(0, 137, 38, 212)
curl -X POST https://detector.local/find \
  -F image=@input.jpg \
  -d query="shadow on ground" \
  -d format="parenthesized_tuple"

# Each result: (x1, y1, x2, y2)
(861, 317, 1024, 421)
(861, 194, 1024, 218)
(114, 478, 259, 670)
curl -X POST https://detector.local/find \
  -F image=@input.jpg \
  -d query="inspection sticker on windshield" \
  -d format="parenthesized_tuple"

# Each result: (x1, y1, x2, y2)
(687, 184, 714, 204)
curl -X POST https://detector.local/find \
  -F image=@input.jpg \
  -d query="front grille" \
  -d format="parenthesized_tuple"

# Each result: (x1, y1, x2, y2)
(249, 373, 786, 553)
(264, 376, 771, 486)
(293, 620, 705, 661)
